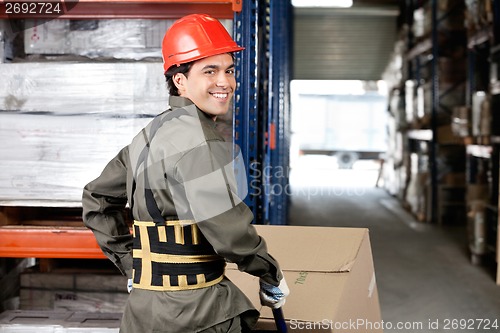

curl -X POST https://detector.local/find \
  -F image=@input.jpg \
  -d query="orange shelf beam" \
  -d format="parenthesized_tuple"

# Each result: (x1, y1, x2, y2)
(0, 226, 106, 259)
(0, 0, 241, 20)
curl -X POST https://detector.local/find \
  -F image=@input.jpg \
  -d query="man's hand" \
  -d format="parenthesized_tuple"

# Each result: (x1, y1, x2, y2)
(259, 276, 290, 309)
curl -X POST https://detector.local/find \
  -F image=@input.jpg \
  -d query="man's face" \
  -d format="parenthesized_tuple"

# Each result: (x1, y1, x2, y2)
(175, 53, 236, 119)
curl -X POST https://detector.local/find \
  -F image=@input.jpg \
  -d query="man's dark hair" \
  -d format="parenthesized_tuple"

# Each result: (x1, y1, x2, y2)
(165, 62, 193, 96)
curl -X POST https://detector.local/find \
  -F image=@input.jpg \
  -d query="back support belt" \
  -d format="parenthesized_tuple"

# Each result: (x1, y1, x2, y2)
(132, 220, 225, 291)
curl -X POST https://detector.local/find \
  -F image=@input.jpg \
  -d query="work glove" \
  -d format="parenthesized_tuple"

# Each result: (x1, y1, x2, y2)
(127, 278, 133, 293)
(259, 276, 290, 309)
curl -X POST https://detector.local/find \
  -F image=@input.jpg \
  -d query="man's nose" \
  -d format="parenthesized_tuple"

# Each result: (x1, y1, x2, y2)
(216, 73, 230, 87)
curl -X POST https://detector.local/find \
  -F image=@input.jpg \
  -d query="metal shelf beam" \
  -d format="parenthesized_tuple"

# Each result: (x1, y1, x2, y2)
(0, 226, 106, 259)
(0, 0, 241, 19)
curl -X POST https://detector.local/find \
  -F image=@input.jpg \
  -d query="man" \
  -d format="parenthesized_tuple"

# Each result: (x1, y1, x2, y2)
(82, 14, 289, 333)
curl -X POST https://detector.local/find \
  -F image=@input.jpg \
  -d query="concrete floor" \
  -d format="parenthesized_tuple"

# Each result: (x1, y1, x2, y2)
(288, 156, 500, 332)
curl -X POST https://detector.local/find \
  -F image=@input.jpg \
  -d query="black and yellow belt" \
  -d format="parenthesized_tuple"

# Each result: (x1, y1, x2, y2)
(132, 220, 225, 291)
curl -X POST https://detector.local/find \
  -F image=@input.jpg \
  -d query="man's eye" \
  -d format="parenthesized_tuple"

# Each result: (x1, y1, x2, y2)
(226, 69, 235, 75)
(205, 70, 216, 75)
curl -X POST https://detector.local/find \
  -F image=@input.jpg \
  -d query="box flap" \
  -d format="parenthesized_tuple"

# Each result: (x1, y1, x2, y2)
(253, 225, 367, 273)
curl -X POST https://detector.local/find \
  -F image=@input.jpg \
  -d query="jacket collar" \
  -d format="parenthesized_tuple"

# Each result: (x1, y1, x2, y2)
(168, 96, 216, 128)
(169, 95, 194, 109)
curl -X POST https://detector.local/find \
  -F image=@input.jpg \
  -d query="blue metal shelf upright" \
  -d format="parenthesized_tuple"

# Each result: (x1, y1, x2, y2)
(233, 0, 292, 225)
(233, 0, 261, 222)
(266, 0, 292, 225)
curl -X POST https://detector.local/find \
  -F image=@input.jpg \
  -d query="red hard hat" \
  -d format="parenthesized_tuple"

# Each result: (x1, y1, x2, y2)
(162, 14, 245, 73)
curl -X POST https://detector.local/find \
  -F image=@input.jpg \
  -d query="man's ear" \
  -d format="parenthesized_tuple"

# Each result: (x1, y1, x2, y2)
(173, 73, 186, 94)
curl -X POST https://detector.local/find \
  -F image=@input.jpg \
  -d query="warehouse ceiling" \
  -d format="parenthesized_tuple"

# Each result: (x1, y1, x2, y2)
(293, 0, 401, 81)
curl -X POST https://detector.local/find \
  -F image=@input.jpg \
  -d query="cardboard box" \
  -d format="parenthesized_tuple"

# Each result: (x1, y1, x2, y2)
(226, 225, 382, 332)
(451, 106, 471, 137)
(472, 92, 487, 137)
(436, 124, 464, 145)
(467, 184, 490, 203)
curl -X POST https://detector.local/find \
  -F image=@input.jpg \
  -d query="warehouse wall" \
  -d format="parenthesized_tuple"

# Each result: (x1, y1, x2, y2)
(294, 6, 398, 80)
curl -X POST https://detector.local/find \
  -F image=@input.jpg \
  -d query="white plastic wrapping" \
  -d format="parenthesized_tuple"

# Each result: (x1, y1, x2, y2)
(0, 62, 166, 205)
(23, 19, 233, 60)
(24, 19, 171, 60)
(1, 17, 234, 206)
(0, 62, 166, 114)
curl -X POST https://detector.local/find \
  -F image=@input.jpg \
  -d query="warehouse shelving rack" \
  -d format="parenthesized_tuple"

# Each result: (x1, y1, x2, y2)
(0, 0, 292, 261)
(0, 0, 243, 260)
(463, 0, 495, 269)
(401, 0, 500, 284)
(404, 0, 468, 224)
(462, 0, 500, 284)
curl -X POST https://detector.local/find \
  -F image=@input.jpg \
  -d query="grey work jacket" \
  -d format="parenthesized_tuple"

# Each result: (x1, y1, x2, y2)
(82, 96, 281, 332)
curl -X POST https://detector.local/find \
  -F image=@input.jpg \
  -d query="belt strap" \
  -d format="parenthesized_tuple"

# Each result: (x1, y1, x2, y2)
(132, 220, 225, 291)
(131, 108, 190, 224)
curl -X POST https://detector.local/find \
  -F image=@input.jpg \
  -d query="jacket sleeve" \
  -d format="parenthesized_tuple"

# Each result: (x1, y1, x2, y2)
(172, 140, 282, 286)
(198, 202, 282, 286)
(82, 147, 133, 278)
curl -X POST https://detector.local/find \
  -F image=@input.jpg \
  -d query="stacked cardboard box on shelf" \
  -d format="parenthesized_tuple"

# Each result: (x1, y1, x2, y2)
(420, 81, 466, 126)
(488, 93, 500, 137)
(412, 0, 466, 41)
(452, 105, 471, 137)
(383, 88, 410, 199)
(465, 150, 493, 262)
(406, 0, 467, 129)
(436, 144, 467, 225)
(467, 189, 489, 262)
(405, 58, 466, 128)
(380, 27, 414, 199)
(405, 152, 429, 222)
(404, 144, 466, 224)
(470, 91, 490, 137)
(465, 0, 493, 36)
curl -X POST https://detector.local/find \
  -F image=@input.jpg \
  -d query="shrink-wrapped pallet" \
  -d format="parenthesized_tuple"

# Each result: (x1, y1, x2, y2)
(0, 62, 166, 205)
